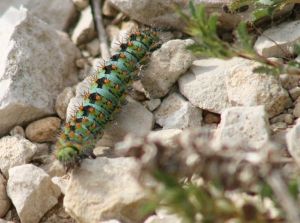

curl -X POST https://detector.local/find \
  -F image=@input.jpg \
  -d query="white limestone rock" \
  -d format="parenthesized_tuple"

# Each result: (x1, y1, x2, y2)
(0, 0, 76, 30)
(0, 136, 37, 177)
(141, 39, 194, 98)
(254, 20, 300, 57)
(52, 176, 69, 195)
(154, 93, 202, 129)
(71, 6, 96, 45)
(215, 106, 271, 149)
(0, 7, 79, 135)
(225, 58, 291, 118)
(64, 157, 146, 223)
(0, 174, 10, 218)
(179, 57, 291, 117)
(7, 164, 61, 223)
(178, 58, 231, 113)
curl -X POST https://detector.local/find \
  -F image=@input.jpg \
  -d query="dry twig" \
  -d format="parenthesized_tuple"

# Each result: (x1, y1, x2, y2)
(91, 0, 111, 60)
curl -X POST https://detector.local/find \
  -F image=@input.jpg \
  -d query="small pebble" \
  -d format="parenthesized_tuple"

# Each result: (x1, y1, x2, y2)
(289, 86, 300, 101)
(270, 113, 294, 125)
(25, 117, 61, 143)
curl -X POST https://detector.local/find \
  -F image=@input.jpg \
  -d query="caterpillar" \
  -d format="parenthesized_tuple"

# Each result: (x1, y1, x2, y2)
(55, 30, 160, 169)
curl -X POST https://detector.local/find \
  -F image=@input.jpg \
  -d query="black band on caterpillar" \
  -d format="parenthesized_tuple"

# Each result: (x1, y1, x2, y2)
(55, 30, 160, 169)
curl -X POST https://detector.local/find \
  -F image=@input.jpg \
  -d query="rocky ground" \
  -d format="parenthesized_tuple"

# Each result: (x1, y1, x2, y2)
(0, 0, 300, 223)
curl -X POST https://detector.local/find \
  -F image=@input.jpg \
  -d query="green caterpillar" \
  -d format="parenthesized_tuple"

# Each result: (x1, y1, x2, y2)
(55, 30, 160, 168)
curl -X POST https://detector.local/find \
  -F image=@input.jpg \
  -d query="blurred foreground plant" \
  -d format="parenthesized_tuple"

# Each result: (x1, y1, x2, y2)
(116, 129, 300, 223)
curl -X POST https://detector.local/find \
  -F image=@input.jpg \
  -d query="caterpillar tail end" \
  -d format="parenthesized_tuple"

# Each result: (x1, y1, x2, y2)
(56, 146, 81, 170)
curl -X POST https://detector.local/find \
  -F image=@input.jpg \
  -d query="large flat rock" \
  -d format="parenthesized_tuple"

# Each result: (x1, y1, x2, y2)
(0, 7, 79, 135)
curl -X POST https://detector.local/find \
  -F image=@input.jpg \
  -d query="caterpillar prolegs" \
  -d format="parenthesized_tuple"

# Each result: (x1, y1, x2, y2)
(55, 30, 160, 168)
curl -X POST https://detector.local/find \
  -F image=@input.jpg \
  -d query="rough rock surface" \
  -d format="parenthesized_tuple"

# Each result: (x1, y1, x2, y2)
(52, 176, 69, 195)
(179, 57, 291, 117)
(7, 164, 61, 223)
(64, 157, 146, 223)
(179, 58, 231, 113)
(0, 136, 37, 177)
(254, 20, 300, 57)
(215, 106, 271, 149)
(286, 120, 300, 167)
(154, 93, 202, 129)
(141, 39, 194, 98)
(0, 174, 10, 218)
(0, 0, 76, 30)
(226, 58, 291, 118)
(25, 117, 61, 143)
(0, 7, 79, 135)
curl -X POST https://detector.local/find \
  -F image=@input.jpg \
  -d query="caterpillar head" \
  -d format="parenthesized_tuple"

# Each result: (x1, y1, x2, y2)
(56, 146, 80, 169)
